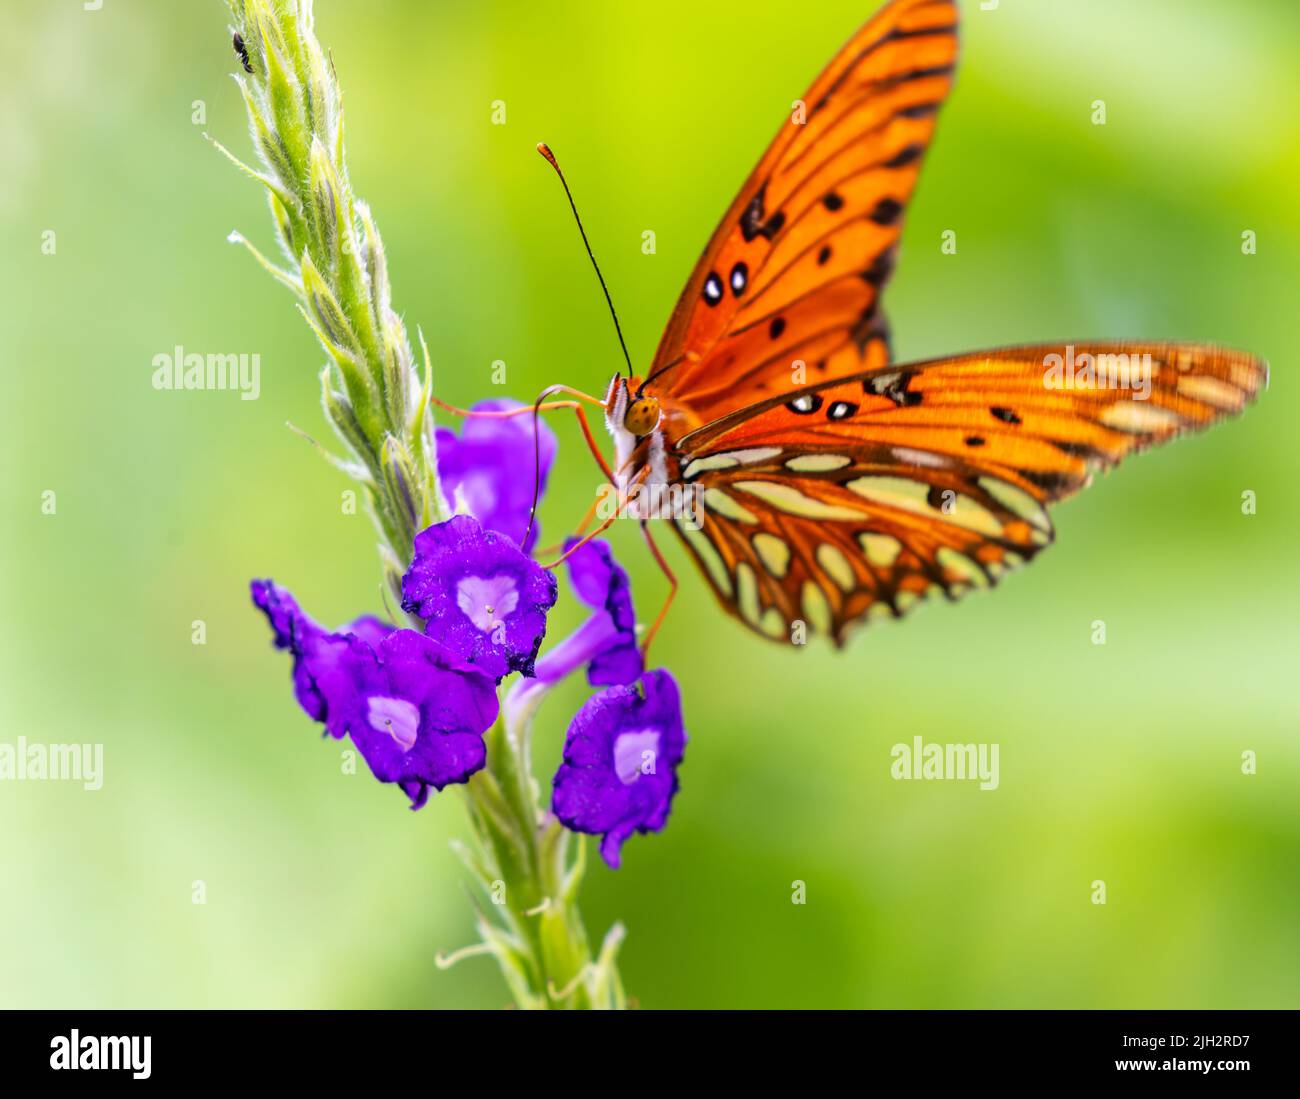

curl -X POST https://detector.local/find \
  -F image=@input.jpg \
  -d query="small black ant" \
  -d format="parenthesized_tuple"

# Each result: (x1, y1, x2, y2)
(232, 32, 253, 74)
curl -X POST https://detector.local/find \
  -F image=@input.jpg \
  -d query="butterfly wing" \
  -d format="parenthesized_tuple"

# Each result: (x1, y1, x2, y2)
(669, 342, 1267, 644)
(645, 0, 960, 423)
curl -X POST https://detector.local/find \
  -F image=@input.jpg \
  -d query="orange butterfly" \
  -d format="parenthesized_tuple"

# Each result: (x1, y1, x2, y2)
(460, 0, 1267, 648)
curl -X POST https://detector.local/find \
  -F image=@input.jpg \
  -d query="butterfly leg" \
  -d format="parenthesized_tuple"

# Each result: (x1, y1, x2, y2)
(535, 493, 603, 558)
(537, 465, 651, 569)
(638, 519, 677, 664)
(538, 511, 620, 569)
(428, 388, 615, 483)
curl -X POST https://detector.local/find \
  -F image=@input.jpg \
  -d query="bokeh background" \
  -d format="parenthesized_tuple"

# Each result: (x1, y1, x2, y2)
(2, 0, 1298, 1009)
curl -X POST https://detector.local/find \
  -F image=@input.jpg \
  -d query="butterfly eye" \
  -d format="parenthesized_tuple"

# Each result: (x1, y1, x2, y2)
(624, 397, 662, 437)
(703, 272, 724, 306)
(786, 394, 823, 415)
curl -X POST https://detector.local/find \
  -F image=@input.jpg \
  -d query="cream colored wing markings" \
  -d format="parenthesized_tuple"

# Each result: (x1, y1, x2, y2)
(668, 342, 1267, 644)
(674, 450, 1047, 645)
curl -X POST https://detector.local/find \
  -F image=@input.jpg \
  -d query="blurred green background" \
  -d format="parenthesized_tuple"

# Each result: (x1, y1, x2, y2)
(2, 0, 1298, 1009)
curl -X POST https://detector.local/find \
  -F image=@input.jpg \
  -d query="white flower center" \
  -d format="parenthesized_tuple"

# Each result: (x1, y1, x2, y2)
(613, 729, 660, 785)
(366, 695, 421, 751)
(456, 574, 520, 633)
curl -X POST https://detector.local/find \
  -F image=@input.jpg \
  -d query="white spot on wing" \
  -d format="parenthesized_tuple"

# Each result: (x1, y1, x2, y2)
(801, 581, 831, 635)
(891, 447, 949, 469)
(978, 477, 1051, 534)
(1176, 374, 1241, 410)
(936, 547, 988, 588)
(704, 488, 759, 523)
(816, 543, 855, 591)
(736, 562, 761, 625)
(1100, 401, 1181, 434)
(786, 454, 852, 472)
(752, 533, 791, 578)
(733, 480, 863, 520)
(858, 533, 901, 568)
(682, 447, 781, 480)
(675, 516, 734, 597)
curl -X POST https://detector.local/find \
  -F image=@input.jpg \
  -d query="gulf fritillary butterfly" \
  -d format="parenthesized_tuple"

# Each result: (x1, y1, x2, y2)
(458, 0, 1267, 649)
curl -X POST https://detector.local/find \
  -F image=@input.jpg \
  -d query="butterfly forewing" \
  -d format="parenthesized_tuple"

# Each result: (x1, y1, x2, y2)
(646, 0, 959, 421)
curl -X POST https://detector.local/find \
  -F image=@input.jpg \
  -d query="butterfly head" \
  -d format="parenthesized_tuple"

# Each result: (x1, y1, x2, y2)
(604, 374, 662, 439)
(624, 391, 662, 437)
(603, 374, 669, 496)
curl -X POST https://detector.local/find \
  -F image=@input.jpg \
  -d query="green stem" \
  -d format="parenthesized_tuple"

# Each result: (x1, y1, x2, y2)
(457, 714, 624, 1009)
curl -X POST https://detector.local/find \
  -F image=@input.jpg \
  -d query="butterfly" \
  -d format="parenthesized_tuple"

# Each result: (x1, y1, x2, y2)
(540, 0, 1267, 648)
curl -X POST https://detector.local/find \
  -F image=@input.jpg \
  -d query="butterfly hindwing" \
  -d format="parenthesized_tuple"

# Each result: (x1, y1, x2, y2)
(670, 342, 1267, 644)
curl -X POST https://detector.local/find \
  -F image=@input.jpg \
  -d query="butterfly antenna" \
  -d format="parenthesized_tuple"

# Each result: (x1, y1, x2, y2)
(521, 384, 560, 552)
(537, 142, 634, 378)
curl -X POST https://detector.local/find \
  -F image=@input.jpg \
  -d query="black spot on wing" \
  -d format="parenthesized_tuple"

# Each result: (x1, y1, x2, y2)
(869, 197, 903, 225)
(862, 247, 897, 287)
(1021, 469, 1076, 494)
(883, 142, 924, 169)
(898, 102, 941, 119)
(740, 185, 786, 242)
(864, 369, 922, 407)
(850, 307, 889, 354)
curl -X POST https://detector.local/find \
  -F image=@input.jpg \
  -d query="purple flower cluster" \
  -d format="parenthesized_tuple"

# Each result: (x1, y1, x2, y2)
(252, 400, 686, 865)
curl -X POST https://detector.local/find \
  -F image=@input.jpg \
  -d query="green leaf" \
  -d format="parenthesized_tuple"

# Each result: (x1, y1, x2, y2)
(300, 251, 359, 356)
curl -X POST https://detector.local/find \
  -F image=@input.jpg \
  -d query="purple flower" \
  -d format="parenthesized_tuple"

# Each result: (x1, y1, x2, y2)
(551, 669, 687, 868)
(323, 629, 499, 808)
(401, 514, 557, 681)
(251, 579, 499, 807)
(251, 579, 389, 725)
(560, 539, 643, 687)
(435, 399, 557, 553)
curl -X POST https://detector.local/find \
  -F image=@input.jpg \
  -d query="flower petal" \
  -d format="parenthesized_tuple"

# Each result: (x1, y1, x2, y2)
(562, 539, 642, 687)
(436, 399, 557, 553)
(251, 580, 498, 805)
(340, 630, 500, 801)
(551, 669, 686, 868)
(402, 515, 557, 680)
(250, 579, 387, 726)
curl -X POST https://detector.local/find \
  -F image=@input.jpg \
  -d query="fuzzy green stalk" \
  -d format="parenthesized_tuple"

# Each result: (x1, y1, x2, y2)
(214, 0, 623, 1008)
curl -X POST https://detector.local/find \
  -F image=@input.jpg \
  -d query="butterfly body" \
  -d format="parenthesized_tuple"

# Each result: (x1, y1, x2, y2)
(597, 0, 1265, 646)
(604, 374, 671, 497)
